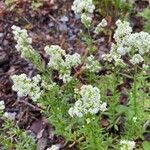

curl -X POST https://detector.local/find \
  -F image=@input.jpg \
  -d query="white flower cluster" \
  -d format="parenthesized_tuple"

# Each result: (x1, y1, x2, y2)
(11, 74, 42, 102)
(94, 18, 108, 34)
(65, 53, 81, 69)
(68, 85, 107, 117)
(72, 0, 95, 28)
(130, 54, 144, 65)
(12, 25, 42, 69)
(72, 0, 95, 14)
(125, 31, 150, 55)
(12, 25, 33, 58)
(103, 43, 126, 67)
(81, 13, 92, 28)
(142, 64, 149, 71)
(85, 55, 101, 73)
(0, 101, 5, 111)
(114, 20, 132, 44)
(132, 116, 137, 123)
(41, 80, 56, 91)
(47, 145, 60, 150)
(120, 140, 135, 150)
(103, 20, 150, 66)
(45, 45, 65, 70)
(45, 45, 81, 83)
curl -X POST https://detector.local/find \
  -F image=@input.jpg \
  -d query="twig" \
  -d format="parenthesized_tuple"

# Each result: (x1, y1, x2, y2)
(48, 14, 60, 25)
(17, 99, 41, 111)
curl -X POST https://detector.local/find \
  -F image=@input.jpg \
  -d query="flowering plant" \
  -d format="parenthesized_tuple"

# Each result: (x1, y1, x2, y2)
(9, 15, 150, 149)
(4, 0, 149, 149)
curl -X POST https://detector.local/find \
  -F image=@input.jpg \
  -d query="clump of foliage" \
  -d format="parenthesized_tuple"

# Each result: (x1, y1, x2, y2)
(4, 0, 43, 10)
(0, 106, 37, 150)
(0, 121, 37, 150)
(93, 0, 134, 21)
(138, 7, 150, 32)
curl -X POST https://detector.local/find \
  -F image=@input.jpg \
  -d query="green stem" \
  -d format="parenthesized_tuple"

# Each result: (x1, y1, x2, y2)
(133, 67, 137, 116)
(112, 69, 119, 112)
(87, 121, 100, 150)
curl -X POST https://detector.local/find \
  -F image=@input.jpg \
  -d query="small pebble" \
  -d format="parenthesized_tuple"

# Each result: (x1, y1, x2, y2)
(3, 112, 17, 120)
(59, 24, 68, 32)
(60, 16, 69, 22)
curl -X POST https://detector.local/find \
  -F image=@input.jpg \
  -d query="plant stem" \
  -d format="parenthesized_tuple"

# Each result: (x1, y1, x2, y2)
(133, 67, 137, 116)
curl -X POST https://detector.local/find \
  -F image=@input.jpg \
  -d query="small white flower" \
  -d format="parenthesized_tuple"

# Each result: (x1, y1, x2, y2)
(32, 74, 41, 84)
(59, 73, 72, 83)
(45, 45, 65, 70)
(72, 0, 95, 14)
(72, 0, 95, 27)
(86, 118, 91, 124)
(132, 117, 137, 123)
(130, 54, 144, 65)
(94, 18, 107, 34)
(116, 45, 129, 55)
(0, 101, 5, 110)
(41, 81, 56, 91)
(100, 19, 108, 27)
(74, 88, 79, 94)
(68, 107, 74, 117)
(12, 25, 36, 58)
(47, 145, 60, 150)
(99, 102, 107, 112)
(142, 64, 149, 70)
(65, 53, 81, 68)
(85, 55, 101, 72)
(81, 13, 92, 28)
(120, 140, 135, 150)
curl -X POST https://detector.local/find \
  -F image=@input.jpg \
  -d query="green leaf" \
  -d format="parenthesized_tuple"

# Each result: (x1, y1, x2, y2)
(115, 105, 128, 114)
(142, 141, 150, 150)
(127, 109, 135, 120)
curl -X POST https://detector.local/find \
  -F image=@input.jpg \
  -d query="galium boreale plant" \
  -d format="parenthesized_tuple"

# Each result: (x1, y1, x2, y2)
(72, 0, 95, 28)
(12, 25, 44, 71)
(103, 19, 150, 139)
(72, 0, 111, 57)
(119, 140, 135, 150)
(73, 0, 123, 133)
(11, 24, 110, 149)
(72, 1, 117, 129)
(10, 5, 150, 149)
(10, 26, 121, 149)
